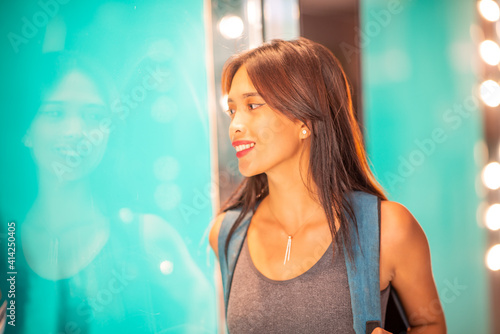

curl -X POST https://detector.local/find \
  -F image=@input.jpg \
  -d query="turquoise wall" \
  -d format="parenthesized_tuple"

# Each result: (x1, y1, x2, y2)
(0, 1, 217, 333)
(362, 0, 489, 333)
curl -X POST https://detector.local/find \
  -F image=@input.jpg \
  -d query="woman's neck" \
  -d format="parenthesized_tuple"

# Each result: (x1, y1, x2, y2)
(27, 172, 100, 232)
(264, 161, 324, 233)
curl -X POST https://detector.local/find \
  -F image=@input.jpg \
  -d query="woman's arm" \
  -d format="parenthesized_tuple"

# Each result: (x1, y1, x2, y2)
(377, 200, 447, 334)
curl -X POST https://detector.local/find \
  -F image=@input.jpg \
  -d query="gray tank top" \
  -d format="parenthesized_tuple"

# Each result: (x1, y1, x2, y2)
(227, 236, 391, 333)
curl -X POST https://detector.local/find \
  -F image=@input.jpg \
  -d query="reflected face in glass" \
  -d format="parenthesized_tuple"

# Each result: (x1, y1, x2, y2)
(227, 66, 304, 177)
(26, 70, 111, 181)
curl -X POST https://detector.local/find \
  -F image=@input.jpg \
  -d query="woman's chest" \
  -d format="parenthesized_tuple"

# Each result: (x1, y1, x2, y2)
(228, 234, 355, 334)
(246, 221, 333, 281)
(246, 219, 392, 290)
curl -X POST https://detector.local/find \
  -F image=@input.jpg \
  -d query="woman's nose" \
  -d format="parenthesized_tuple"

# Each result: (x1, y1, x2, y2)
(62, 115, 85, 139)
(228, 110, 247, 138)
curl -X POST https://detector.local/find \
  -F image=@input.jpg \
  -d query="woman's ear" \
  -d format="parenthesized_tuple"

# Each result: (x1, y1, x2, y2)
(22, 130, 33, 148)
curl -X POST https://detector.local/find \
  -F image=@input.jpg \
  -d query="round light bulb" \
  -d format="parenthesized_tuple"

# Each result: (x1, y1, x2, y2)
(485, 203, 500, 230)
(480, 80, 500, 107)
(160, 260, 174, 275)
(478, 0, 500, 22)
(486, 244, 500, 271)
(218, 15, 244, 39)
(482, 161, 500, 189)
(480, 40, 500, 65)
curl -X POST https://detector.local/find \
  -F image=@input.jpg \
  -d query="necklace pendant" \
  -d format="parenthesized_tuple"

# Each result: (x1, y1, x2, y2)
(284, 235, 292, 265)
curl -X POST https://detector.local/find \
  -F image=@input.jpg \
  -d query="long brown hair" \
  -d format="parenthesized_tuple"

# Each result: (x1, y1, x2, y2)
(218, 37, 388, 264)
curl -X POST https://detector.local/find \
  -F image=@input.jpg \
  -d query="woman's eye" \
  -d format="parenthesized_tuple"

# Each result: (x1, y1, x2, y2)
(86, 113, 103, 121)
(225, 103, 263, 117)
(84, 110, 106, 121)
(40, 110, 62, 118)
(249, 103, 263, 110)
(82, 105, 108, 121)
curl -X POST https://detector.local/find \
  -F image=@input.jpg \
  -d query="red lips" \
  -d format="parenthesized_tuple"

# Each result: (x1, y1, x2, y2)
(232, 140, 255, 147)
(232, 140, 256, 158)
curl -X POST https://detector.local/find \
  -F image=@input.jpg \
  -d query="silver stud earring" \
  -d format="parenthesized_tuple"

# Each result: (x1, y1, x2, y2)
(302, 130, 307, 135)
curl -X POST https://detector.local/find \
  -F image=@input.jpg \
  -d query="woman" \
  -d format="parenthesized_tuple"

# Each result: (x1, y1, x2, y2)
(7, 51, 215, 333)
(209, 38, 446, 333)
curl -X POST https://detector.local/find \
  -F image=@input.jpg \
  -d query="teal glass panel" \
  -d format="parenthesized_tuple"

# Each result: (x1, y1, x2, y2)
(0, 1, 217, 333)
(361, 0, 488, 332)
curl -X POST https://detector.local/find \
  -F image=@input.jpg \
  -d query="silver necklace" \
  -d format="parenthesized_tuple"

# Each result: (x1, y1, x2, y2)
(267, 203, 321, 265)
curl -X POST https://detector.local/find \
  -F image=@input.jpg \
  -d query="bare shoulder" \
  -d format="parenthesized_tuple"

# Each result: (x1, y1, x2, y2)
(209, 211, 228, 260)
(380, 200, 428, 251)
(380, 200, 430, 266)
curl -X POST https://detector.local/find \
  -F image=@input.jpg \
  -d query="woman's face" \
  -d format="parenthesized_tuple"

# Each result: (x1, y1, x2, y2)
(227, 65, 307, 177)
(25, 70, 111, 182)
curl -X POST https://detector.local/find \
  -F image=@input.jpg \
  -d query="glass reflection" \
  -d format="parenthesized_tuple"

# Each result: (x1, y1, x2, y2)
(12, 52, 215, 333)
